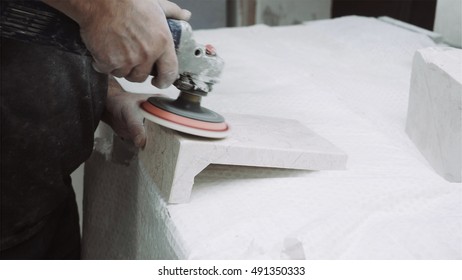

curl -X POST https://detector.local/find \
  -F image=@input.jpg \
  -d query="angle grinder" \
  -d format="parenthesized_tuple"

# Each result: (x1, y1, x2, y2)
(0, 1, 229, 139)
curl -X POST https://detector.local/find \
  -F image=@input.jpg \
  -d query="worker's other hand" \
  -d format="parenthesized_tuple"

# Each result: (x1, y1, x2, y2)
(102, 77, 149, 148)
(44, 0, 191, 88)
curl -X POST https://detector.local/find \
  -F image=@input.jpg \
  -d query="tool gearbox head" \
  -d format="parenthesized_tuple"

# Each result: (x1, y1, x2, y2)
(170, 20, 225, 96)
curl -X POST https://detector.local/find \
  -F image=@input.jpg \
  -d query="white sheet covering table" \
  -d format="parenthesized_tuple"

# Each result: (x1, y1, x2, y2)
(82, 16, 462, 259)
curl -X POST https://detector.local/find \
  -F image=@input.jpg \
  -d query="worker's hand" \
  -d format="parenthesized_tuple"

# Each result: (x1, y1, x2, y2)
(43, 0, 191, 88)
(102, 77, 149, 148)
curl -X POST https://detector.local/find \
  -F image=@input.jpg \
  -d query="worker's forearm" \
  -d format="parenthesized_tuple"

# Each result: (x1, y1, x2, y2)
(41, 0, 97, 25)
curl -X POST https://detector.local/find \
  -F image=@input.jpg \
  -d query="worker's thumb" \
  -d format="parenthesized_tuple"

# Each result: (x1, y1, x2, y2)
(125, 108, 147, 149)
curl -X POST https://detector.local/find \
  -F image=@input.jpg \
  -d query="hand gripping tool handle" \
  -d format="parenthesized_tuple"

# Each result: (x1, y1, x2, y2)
(0, 0, 183, 75)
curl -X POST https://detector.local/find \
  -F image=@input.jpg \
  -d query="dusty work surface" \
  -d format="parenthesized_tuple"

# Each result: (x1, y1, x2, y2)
(83, 16, 461, 259)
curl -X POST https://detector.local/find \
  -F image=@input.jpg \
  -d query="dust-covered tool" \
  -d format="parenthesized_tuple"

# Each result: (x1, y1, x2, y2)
(0, 1, 229, 139)
(140, 20, 228, 139)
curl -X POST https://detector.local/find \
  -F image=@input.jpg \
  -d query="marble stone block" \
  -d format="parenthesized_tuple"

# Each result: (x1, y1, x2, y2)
(139, 114, 348, 203)
(406, 47, 462, 182)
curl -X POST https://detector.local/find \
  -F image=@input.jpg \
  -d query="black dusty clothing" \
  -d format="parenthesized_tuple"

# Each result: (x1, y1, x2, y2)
(0, 37, 108, 256)
(0, 191, 81, 259)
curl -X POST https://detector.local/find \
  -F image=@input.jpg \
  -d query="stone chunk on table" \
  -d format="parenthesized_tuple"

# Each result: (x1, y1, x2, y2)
(406, 47, 462, 182)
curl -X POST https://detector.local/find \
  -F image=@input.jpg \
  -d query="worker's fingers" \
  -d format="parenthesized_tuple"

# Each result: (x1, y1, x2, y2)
(92, 61, 108, 74)
(159, 0, 191, 20)
(124, 107, 147, 148)
(104, 78, 149, 148)
(92, 59, 126, 76)
(126, 94, 172, 148)
(124, 63, 152, 83)
(111, 67, 133, 79)
(150, 48, 179, 89)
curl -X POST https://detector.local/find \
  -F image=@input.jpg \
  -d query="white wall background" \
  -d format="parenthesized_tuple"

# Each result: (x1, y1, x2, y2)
(255, 0, 332, 25)
(171, 0, 228, 29)
(434, 0, 462, 47)
(230, 0, 332, 26)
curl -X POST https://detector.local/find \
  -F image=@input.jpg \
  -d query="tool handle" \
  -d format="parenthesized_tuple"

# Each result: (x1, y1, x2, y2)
(0, 1, 182, 68)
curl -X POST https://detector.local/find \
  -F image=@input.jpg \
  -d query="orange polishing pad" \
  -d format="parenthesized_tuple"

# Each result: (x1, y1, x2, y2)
(140, 101, 229, 139)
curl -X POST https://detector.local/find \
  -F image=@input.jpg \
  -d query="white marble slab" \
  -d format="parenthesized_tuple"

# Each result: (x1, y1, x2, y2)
(406, 47, 462, 182)
(139, 113, 347, 203)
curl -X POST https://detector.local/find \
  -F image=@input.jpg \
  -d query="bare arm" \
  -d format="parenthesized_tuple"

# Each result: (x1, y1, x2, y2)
(42, 0, 190, 88)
